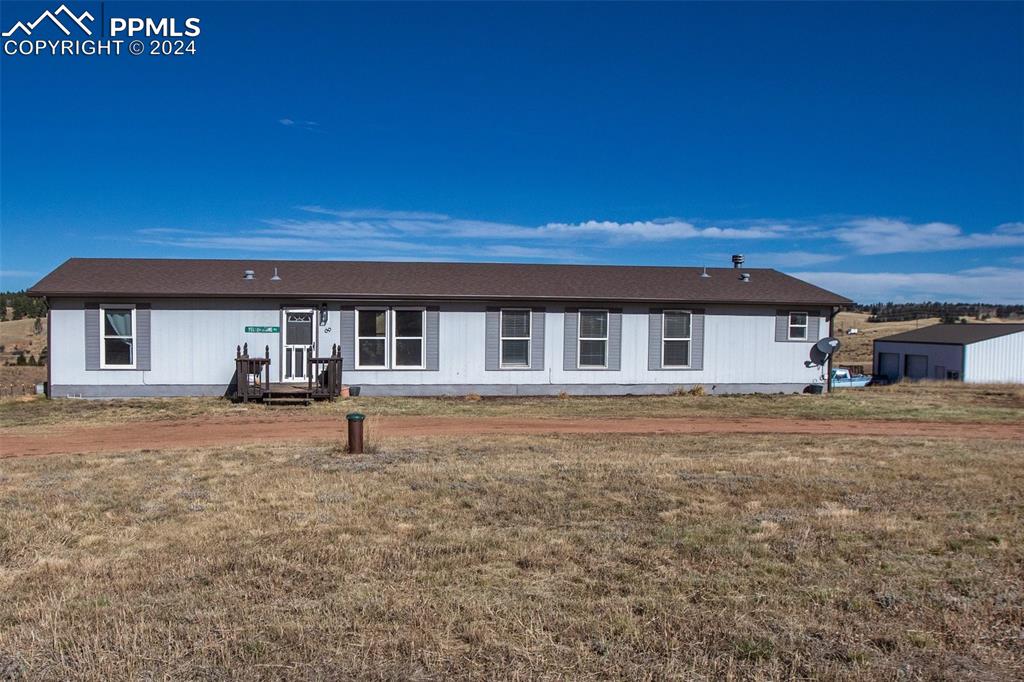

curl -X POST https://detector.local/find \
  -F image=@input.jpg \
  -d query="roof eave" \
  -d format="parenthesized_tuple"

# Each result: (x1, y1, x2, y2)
(29, 290, 851, 306)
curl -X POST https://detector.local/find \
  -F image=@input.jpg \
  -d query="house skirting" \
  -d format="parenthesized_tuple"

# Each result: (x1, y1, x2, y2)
(50, 382, 813, 398)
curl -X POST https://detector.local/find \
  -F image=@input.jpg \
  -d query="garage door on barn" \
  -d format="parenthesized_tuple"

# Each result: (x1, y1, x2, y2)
(878, 352, 900, 381)
(904, 354, 928, 380)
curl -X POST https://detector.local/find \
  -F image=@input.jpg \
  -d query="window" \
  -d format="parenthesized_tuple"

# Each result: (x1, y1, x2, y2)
(500, 309, 531, 368)
(392, 308, 425, 368)
(578, 309, 608, 368)
(662, 310, 691, 368)
(788, 312, 808, 340)
(356, 308, 388, 368)
(356, 307, 426, 369)
(100, 305, 136, 368)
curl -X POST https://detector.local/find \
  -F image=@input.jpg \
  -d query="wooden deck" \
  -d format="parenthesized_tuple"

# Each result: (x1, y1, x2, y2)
(234, 343, 344, 405)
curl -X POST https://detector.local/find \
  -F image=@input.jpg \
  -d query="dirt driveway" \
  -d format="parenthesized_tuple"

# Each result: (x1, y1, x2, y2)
(3, 414, 1023, 459)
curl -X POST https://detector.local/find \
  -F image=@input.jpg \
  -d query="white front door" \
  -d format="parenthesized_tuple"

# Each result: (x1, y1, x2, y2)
(282, 309, 315, 381)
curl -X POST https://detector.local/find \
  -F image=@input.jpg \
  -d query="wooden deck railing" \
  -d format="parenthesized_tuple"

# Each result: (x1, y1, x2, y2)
(235, 343, 271, 403)
(235, 343, 343, 402)
(307, 344, 344, 399)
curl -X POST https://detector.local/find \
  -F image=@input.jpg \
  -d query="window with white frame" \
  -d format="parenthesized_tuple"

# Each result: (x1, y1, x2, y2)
(788, 312, 808, 340)
(356, 307, 426, 369)
(578, 309, 608, 368)
(392, 308, 425, 368)
(500, 309, 531, 368)
(356, 308, 388, 368)
(662, 310, 691, 368)
(100, 305, 136, 368)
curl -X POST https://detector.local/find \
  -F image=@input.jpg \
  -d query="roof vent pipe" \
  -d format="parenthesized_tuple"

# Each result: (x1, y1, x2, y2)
(739, 272, 751, 282)
(700, 266, 711, 278)
(271, 268, 281, 281)
(732, 254, 745, 269)
(243, 269, 255, 280)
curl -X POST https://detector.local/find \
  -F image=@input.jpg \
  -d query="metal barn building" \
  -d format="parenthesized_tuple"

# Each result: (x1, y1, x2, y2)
(28, 258, 852, 398)
(873, 324, 1024, 383)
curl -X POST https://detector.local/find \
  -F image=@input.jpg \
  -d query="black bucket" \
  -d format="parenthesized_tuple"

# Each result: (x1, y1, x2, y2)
(804, 384, 824, 395)
(349, 386, 361, 397)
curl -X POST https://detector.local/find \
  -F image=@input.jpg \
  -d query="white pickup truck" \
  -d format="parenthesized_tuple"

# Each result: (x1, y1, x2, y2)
(830, 368, 872, 388)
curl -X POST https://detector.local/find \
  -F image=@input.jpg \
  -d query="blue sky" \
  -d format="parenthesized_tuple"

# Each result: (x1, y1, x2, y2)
(1, 1, 1022, 303)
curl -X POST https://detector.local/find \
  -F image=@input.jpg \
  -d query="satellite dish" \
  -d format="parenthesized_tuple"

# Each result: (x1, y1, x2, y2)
(809, 336, 840, 367)
(816, 337, 840, 354)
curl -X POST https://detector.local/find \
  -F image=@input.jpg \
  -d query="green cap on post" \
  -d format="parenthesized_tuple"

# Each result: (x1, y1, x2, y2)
(346, 412, 366, 422)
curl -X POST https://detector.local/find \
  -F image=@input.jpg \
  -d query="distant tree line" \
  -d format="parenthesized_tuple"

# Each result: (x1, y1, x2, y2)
(0, 290, 47, 321)
(850, 302, 1024, 323)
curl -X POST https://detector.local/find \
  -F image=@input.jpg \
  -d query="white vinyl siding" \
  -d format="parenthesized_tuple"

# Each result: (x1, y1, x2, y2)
(662, 310, 691, 368)
(50, 301, 828, 395)
(500, 309, 531, 368)
(578, 309, 608, 368)
(99, 304, 136, 369)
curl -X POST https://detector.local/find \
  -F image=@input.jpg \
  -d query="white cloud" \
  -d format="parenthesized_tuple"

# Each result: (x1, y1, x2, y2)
(131, 207, 1024, 296)
(996, 222, 1024, 235)
(0, 269, 37, 277)
(834, 218, 1024, 255)
(744, 251, 844, 268)
(794, 267, 1024, 304)
(278, 118, 320, 132)
(137, 230, 587, 262)
(271, 208, 791, 244)
(536, 220, 790, 241)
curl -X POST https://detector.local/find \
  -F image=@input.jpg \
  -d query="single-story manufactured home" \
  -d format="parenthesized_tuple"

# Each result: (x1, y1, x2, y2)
(28, 258, 851, 398)
(873, 323, 1024, 383)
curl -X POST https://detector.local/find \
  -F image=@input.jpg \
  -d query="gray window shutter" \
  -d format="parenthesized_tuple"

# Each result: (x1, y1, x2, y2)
(340, 308, 355, 367)
(85, 303, 100, 370)
(809, 311, 822, 340)
(485, 307, 499, 371)
(563, 307, 578, 370)
(136, 304, 152, 371)
(530, 307, 545, 371)
(775, 310, 789, 342)
(608, 309, 622, 371)
(690, 308, 705, 371)
(648, 308, 663, 370)
(425, 306, 440, 371)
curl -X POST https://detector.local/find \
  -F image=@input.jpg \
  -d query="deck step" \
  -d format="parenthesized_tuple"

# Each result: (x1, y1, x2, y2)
(263, 396, 312, 405)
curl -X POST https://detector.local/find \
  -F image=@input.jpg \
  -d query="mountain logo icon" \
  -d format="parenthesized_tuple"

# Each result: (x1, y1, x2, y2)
(2, 4, 95, 38)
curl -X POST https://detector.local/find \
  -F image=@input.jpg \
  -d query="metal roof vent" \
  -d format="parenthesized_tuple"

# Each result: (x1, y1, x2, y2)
(739, 272, 751, 282)
(271, 267, 281, 281)
(732, 254, 745, 269)
(700, 266, 711, 278)
(243, 269, 255, 280)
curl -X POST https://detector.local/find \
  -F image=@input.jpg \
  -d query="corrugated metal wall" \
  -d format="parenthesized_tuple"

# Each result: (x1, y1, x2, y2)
(964, 332, 1024, 383)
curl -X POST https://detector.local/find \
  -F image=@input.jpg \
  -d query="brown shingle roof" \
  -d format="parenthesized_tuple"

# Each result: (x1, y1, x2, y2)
(875, 323, 1024, 345)
(28, 258, 851, 306)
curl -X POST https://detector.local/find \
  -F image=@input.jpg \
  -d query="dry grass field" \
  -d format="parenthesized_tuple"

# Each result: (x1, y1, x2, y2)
(1, 384, 1022, 679)
(3, 382, 1023, 430)
(0, 316, 46, 366)
(1, 433, 1022, 679)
